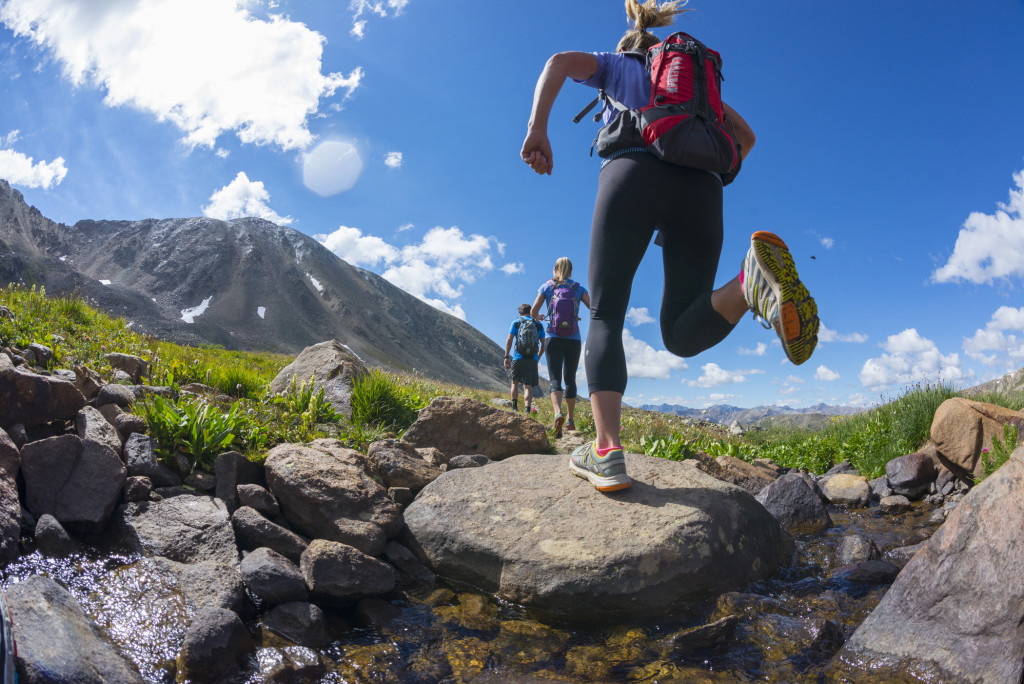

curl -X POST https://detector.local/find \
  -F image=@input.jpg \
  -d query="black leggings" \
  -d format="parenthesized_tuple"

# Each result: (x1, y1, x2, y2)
(545, 337, 582, 399)
(586, 152, 738, 395)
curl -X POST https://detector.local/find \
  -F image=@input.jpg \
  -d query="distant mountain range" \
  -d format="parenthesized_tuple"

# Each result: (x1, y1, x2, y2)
(0, 179, 507, 392)
(639, 402, 865, 427)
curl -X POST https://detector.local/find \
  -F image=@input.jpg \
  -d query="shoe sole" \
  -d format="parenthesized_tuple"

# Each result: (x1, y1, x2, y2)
(553, 415, 564, 438)
(568, 456, 632, 492)
(751, 231, 819, 365)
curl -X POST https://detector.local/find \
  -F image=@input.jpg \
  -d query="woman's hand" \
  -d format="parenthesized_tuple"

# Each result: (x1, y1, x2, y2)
(521, 130, 553, 175)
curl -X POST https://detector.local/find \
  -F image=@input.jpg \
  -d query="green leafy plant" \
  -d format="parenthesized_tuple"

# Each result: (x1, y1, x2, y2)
(981, 422, 1021, 480)
(135, 395, 264, 473)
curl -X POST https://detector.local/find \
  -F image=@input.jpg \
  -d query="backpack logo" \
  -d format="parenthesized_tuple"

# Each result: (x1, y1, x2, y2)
(549, 280, 580, 337)
(515, 317, 540, 356)
(574, 32, 742, 185)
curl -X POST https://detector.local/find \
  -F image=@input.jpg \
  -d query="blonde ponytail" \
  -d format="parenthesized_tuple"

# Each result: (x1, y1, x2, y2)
(552, 257, 573, 284)
(616, 0, 691, 53)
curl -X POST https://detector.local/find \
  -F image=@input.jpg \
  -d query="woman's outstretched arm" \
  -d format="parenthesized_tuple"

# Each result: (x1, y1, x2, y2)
(521, 51, 599, 175)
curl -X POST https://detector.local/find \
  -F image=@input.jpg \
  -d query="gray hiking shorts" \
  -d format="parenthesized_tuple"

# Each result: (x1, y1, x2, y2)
(510, 357, 539, 387)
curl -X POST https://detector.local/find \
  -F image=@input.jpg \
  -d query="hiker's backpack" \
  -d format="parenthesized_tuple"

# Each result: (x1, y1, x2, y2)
(514, 316, 540, 356)
(574, 32, 742, 185)
(548, 280, 580, 337)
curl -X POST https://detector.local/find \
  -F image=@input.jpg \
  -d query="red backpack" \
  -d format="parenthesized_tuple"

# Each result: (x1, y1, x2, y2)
(574, 32, 742, 184)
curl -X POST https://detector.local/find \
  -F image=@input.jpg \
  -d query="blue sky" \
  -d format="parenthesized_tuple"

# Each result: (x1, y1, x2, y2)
(2, 0, 1023, 410)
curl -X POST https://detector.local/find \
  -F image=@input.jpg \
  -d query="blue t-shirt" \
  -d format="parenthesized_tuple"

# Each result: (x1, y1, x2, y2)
(508, 316, 545, 361)
(575, 52, 650, 126)
(538, 279, 588, 341)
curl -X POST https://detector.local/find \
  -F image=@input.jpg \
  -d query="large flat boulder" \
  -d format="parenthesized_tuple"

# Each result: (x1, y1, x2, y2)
(930, 397, 1024, 477)
(115, 496, 239, 567)
(402, 452, 793, 619)
(831, 444, 1024, 682)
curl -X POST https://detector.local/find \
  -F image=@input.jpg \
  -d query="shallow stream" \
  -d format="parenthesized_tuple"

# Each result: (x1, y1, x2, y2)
(1, 501, 940, 683)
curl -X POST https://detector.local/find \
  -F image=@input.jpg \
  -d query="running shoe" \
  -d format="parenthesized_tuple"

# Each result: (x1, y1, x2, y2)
(565, 419, 576, 431)
(569, 441, 631, 492)
(742, 231, 819, 365)
(553, 414, 565, 438)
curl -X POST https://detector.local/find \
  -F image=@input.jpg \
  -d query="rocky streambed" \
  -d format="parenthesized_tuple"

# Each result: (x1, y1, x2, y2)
(0, 497, 939, 682)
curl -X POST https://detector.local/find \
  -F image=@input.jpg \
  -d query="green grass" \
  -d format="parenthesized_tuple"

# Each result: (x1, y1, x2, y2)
(6, 284, 1024, 478)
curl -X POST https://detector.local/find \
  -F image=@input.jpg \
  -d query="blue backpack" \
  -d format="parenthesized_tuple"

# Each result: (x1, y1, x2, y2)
(514, 316, 540, 356)
(548, 280, 580, 337)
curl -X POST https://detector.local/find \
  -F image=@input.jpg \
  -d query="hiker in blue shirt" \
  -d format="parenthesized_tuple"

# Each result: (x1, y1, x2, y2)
(531, 257, 590, 438)
(503, 303, 546, 415)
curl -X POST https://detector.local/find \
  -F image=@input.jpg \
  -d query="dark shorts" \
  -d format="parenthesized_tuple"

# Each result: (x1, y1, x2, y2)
(510, 357, 539, 386)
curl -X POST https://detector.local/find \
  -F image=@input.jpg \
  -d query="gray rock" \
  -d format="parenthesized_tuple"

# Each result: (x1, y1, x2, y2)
(403, 452, 793, 619)
(34, 513, 79, 557)
(237, 483, 279, 517)
(26, 342, 53, 367)
(214, 450, 264, 513)
(254, 646, 327, 683)
(0, 427, 21, 562)
(231, 506, 309, 563)
(835, 534, 880, 566)
(264, 443, 401, 542)
(21, 434, 126, 531)
(95, 383, 137, 409)
(822, 473, 872, 507)
(403, 396, 549, 461)
(176, 606, 255, 684)
(184, 469, 216, 493)
(868, 476, 892, 501)
(879, 494, 911, 513)
(447, 454, 491, 469)
(886, 450, 937, 499)
(755, 472, 832, 534)
(0, 362, 86, 427)
(388, 486, 413, 506)
(659, 615, 739, 656)
(240, 547, 308, 606)
(269, 340, 367, 419)
(367, 438, 443, 492)
(114, 412, 148, 439)
(73, 364, 105, 400)
(835, 445, 1024, 683)
(123, 433, 182, 487)
(7, 574, 144, 683)
(881, 542, 924, 568)
(124, 476, 152, 502)
(300, 539, 396, 604)
(262, 602, 330, 648)
(383, 540, 435, 588)
(104, 352, 149, 383)
(116, 495, 239, 566)
(76, 405, 123, 454)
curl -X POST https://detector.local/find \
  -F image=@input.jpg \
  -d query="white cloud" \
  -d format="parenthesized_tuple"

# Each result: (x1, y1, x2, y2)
(315, 225, 399, 267)
(859, 328, 967, 391)
(316, 224, 495, 320)
(0, 0, 361, 150)
(397, 223, 413, 232)
(501, 262, 524, 275)
(820, 237, 834, 249)
(815, 365, 840, 381)
(738, 342, 767, 356)
(202, 172, 292, 225)
(963, 306, 1024, 370)
(932, 170, 1024, 284)
(622, 329, 687, 379)
(350, 0, 409, 38)
(626, 307, 655, 326)
(686, 362, 758, 388)
(384, 151, 403, 169)
(0, 146, 67, 189)
(2, 130, 19, 146)
(818, 323, 868, 344)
